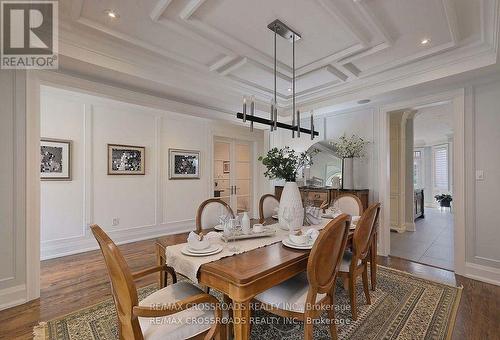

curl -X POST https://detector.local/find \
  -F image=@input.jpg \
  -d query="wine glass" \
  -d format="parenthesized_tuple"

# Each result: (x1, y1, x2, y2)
(227, 218, 240, 252)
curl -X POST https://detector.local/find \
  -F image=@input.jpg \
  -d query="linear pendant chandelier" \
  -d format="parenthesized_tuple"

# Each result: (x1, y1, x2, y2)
(236, 19, 318, 139)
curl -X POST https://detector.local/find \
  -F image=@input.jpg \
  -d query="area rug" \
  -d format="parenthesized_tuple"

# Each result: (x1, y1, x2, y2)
(33, 266, 462, 340)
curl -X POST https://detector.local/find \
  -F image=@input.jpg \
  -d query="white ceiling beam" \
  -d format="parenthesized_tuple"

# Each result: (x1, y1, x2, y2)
(180, 0, 208, 20)
(353, 0, 395, 46)
(442, 0, 460, 44)
(150, 0, 174, 21)
(325, 65, 349, 82)
(218, 57, 248, 76)
(209, 55, 237, 72)
(316, 0, 370, 46)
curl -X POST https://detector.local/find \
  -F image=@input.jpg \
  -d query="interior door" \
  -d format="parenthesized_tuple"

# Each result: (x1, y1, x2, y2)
(234, 141, 252, 215)
(213, 138, 253, 217)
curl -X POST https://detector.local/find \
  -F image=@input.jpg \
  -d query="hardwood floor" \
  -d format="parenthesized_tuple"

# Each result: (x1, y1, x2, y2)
(0, 237, 499, 339)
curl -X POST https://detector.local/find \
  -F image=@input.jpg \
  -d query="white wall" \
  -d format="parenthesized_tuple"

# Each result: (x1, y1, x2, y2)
(466, 80, 500, 269)
(40, 86, 265, 259)
(0, 71, 27, 310)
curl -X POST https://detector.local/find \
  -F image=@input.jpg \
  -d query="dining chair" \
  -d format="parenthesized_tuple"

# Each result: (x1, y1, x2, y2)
(332, 193, 363, 216)
(258, 194, 279, 223)
(338, 203, 381, 321)
(196, 198, 235, 234)
(254, 214, 351, 340)
(90, 225, 223, 340)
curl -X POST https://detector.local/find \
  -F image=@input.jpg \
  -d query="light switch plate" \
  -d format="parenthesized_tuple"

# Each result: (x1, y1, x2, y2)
(476, 170, 484, 180)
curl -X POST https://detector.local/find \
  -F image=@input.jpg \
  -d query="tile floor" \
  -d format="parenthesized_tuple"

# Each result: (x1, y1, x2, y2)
(390, 207, 454, 270)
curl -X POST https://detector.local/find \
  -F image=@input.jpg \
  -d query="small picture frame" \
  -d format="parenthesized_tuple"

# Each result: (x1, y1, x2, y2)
(169, 149, 200, 179)
(40, 138, 72, 181)
(108, 144, 145, 175)
(223, 161, 230, 174)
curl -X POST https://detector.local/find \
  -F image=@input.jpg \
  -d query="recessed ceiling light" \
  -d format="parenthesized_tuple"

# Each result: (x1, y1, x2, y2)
(421, 38, 431, 45)
(357, 99, 371, 104)
(287, 88, 292, 92)
(104, 9, 119, 19)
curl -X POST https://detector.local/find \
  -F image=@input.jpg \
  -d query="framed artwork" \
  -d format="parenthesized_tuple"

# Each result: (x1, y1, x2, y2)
(169, 149, 200, 179)
(107, 144, 145, 175)
(40, 138, 72, 181)
(223, 161, 230, 174)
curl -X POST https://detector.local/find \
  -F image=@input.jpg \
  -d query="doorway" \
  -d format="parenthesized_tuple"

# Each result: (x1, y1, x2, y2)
(213, 138, 253, 216)
(389, 102, 455, 270)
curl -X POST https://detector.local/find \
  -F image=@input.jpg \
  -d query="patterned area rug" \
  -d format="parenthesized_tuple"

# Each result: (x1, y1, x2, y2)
(33, 266, 461, 340)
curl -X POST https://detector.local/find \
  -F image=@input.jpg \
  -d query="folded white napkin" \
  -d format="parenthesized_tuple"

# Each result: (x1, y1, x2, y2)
(204, 231, 222, 240)
(187, 231, 201, 243)
(305, 228, 320, 242)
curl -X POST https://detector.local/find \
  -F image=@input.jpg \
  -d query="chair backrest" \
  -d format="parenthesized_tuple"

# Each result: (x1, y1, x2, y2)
(307, 214, 350, 294)
(352, 203, 381, 261)
(333, 193, 363, 216)
(259, 194, 279, 223)
(90, 225, 143, 340)
(196, 198, 235, 233)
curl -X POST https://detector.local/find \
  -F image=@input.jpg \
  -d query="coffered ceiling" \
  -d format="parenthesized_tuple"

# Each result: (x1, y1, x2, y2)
(58, 0, 499, 118)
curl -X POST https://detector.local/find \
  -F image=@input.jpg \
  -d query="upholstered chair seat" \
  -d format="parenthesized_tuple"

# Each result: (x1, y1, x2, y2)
(255, 272, 326, 313)
(138, 281, 214, 340)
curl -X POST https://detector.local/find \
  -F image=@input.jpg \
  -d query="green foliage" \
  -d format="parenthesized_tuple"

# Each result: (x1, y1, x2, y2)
(434, 194, 452, 203)
(258, 147, 318, 182)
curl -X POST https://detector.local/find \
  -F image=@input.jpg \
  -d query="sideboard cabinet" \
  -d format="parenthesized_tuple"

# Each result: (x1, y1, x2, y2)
(274, 186, 370, 211)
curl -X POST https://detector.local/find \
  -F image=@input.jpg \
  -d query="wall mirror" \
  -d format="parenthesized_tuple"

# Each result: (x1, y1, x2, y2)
(302, 140, 342, 188)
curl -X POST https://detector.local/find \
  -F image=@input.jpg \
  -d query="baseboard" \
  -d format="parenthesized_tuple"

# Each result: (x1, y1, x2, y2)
(404, 222, 416, 232)
(0, 284, 27, 311)
(463, 262, 500, 287)
(41, 220, 194, 260)
(390, 225, 406, 233)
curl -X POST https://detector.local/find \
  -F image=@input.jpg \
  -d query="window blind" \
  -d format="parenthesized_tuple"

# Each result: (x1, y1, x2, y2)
(434, 146, 448, 190)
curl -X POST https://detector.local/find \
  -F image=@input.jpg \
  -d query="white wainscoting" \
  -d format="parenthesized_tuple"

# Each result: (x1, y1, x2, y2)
(40, 86, 264, 259)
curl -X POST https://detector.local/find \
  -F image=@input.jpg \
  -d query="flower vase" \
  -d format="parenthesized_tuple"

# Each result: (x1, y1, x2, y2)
(278, 181, 304, 230)
(342, 158, 354, 190)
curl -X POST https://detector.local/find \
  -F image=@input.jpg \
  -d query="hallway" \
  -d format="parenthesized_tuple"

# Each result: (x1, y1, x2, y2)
(390, 208, 454, 270)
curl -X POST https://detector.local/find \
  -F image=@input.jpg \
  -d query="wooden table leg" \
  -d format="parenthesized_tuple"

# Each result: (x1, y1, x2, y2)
(223, 294, 233, 339)
(155, 243, 166, 288)
(232, 300, 251, 340)
(370, 232, 377, 291)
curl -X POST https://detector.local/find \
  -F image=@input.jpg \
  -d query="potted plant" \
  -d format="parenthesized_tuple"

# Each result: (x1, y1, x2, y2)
(258, 147, 316, 229)
(435, 194, 452, 208)
(330, 134, 369, 189)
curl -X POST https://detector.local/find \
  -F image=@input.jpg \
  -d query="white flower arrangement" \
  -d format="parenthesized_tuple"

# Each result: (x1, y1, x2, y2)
(330, 134, 369, 159)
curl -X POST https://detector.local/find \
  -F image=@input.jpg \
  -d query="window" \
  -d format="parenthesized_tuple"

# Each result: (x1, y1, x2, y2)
(413, 150, 423, 188)
(433, 146, 449, 190)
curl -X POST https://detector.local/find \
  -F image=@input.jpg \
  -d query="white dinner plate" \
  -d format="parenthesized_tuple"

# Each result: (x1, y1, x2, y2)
(213, 224, 224, 231)
(181, 245, 223, 257)
(282, 238, 314, 250)
(186, 244, 220, 254)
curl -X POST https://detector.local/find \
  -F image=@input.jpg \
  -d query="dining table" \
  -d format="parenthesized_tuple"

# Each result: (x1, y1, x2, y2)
(155, 218, 376, 340)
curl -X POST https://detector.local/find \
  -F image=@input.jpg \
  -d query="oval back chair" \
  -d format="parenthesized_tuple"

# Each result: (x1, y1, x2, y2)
(338, 203, 381, 320)
(195, 198, 235, 233)
(333, 193, 363, 216)
(254, 214, 351, 340)
(91, 225, 221, 340)
(258, 194, 279, 223)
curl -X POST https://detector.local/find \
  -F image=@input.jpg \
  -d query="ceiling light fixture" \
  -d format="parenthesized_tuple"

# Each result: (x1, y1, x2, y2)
(421, 38, 430, 45)
(357, 99, 371, 104)
(237, 19, 318, 139)
(104, 9, 119, 19)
